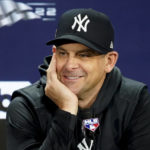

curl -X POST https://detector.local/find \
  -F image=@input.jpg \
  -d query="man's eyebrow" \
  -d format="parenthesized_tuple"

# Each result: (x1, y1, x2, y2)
(56, 46, 66, 51)
(77, 49, 101, 55)
(77, 49, 95, 53)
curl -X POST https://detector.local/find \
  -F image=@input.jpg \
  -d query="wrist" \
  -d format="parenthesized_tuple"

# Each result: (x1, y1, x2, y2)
(60, 101, 78, 115)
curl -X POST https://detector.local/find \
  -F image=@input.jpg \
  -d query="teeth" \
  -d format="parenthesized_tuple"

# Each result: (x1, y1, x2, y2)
(66, 76, 80, 80)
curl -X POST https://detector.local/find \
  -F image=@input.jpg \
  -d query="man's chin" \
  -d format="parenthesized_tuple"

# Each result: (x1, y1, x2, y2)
(66, 86, 81, 95)
(61, 79, 83, 95)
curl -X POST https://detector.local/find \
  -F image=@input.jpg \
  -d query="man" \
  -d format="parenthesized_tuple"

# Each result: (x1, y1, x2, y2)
(7, 8, 150, 150)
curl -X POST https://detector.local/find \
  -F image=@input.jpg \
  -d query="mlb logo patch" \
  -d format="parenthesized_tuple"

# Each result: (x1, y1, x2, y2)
(83, 118, 100, 132)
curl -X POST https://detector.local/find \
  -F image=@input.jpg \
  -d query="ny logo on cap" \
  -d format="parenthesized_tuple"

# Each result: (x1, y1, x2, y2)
(71, 14, 90, 32)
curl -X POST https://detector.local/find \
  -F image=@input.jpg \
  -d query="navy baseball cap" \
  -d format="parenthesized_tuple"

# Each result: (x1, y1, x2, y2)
(46, 8, 114, 54)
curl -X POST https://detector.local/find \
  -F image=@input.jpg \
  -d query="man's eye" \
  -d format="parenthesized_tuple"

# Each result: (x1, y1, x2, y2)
(79, 53, 92, 57)
(58, 51, 66, 56)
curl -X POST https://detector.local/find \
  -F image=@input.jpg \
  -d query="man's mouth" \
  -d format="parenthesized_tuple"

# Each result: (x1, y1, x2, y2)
(64, 76, 83, 80)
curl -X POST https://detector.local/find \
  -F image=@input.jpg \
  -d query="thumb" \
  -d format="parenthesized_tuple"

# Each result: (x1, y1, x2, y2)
(47, 53, 57, 79)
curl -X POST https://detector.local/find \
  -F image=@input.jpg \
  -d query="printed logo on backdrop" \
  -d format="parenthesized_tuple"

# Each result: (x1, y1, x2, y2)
(0, 81, 31, 119)
(0, 0, 56, 28)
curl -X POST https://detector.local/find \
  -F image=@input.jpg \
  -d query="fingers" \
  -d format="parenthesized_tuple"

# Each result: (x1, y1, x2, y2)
(49, 53, 56, 71)
(52, 46, 56, 53)
(47, 52, 57, 80)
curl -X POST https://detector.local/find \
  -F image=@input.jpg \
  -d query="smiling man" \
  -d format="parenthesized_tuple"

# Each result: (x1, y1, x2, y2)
(7, 9, 150, 150)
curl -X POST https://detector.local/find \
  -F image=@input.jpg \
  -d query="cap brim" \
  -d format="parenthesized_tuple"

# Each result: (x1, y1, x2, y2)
(46, 35, 109, 54)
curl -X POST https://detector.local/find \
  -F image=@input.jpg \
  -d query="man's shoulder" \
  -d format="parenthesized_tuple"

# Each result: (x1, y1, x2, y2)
(118, 76, 147, 101)
(122, 77, 146, 87)
(11, 80, 45, 107)
(121, 77, 146, 92)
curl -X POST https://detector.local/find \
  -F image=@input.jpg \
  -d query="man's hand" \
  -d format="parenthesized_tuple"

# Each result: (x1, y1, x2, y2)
(45, 53, 78, 115)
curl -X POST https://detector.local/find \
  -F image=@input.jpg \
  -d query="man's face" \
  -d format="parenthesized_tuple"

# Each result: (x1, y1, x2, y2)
(55, 43, 108, 97)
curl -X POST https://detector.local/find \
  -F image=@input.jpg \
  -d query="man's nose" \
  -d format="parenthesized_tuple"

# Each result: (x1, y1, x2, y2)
(65, 56, 79, 71)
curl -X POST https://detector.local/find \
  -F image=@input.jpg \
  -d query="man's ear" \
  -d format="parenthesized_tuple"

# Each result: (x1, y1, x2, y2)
(104, 51, 119, 73)
(52, 45, 56, 53)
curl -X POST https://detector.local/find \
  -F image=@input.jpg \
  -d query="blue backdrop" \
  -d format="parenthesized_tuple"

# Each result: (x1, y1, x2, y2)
(0, 0, 150, 149)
